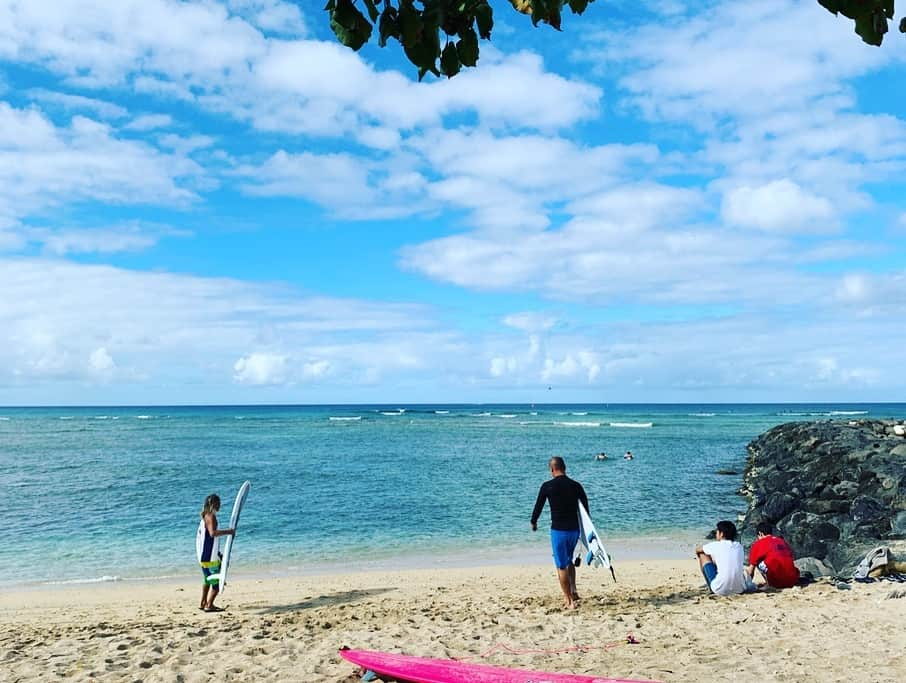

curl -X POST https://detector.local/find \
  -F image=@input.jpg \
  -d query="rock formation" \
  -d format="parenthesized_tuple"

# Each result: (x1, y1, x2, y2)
(740, 419, 906, 575)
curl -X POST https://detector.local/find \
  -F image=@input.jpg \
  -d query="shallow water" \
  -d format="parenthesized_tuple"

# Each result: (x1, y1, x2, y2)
(2, 403, 903, 586)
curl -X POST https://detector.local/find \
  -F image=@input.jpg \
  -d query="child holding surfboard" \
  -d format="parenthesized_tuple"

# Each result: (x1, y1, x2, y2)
(196, 493, 235, 612)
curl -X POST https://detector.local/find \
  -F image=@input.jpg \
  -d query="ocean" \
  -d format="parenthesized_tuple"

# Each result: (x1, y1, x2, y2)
(2, 403, 904, 588)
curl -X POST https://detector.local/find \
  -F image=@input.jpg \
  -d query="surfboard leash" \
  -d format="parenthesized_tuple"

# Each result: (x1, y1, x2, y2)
(468, 636, 641, 661)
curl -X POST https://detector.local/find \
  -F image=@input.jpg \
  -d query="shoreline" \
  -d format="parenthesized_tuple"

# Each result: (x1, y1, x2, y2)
(3, 559, 903, 682)
(2, 531, 707, 594)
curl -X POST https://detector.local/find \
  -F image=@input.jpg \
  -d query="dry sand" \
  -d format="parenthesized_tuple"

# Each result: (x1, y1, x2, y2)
(2, 560, 904, 682)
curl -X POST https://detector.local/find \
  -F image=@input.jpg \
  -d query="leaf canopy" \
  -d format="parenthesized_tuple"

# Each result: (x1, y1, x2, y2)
(325, 1, 905, 80)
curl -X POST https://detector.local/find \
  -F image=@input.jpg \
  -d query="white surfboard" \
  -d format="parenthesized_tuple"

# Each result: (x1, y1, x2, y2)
(577, 501, 616, 582)
(216, 480, 250, 594)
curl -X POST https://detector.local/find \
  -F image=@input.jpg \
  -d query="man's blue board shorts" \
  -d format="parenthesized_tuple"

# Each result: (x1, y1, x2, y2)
(702, 561, 718, 588)
(550, 529, 580, 569)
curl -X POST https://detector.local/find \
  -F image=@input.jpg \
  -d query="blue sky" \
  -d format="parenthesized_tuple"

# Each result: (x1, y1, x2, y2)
(1, 0, 905, 406)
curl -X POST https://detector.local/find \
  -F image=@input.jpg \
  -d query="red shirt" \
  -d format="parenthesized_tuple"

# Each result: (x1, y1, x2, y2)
(749, 535, 799, 588)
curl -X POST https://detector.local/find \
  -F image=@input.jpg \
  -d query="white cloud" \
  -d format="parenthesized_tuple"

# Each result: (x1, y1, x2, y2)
(0, 103, 203, 227)
(721, 179, 835, 233)
(835, 274, 870, 304)
(585, 0, 894, 125)
(503, 313, 557, 333)
(0, 2, 600, 145)
(227, 0, 306, 36)
(541, 352, 601, 383)
(27, 223, 167, 255)
(26, 89, 128, 119)
(89, 346, 115, 374)
(0, 258, 448, 393)
(302, 359, 330, 379)
(400, 182, 803, 305)
(125, 114, 173, 131)
(233, 352, 287, 385)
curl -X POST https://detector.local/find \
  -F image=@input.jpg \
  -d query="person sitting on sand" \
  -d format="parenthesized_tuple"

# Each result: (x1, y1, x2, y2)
(196, 494, 235, 612)
(530, 456, 589, 610)
(746, 522, 800, 589)
(695, 520, 754, 596)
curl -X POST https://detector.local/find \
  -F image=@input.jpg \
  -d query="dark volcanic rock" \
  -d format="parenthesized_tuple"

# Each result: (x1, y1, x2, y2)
(740, 419, 906, 574)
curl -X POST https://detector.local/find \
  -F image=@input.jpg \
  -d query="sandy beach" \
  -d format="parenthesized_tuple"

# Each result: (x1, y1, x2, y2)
(2, 559, 904, 683)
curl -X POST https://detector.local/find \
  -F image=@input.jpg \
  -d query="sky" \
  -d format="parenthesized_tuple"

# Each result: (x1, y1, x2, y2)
(1, 0, 905, 406)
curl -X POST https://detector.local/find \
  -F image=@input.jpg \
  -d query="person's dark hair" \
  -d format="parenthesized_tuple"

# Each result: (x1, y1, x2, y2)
(549, 456, 566, 472)
(716, 520, 738, 541)
(756, 521, 774, 536)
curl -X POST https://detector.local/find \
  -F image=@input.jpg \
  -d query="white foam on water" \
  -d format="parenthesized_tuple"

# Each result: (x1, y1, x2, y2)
(94, 416, 109, 420)
(497, 414, 516, 418)
(689, 413, 716, 417)
(434, 410, 450, 414)
(380, 411, 403, 416)
(135, 415, 152, 419)
(830, 411, 868, 415)
(44, 575, 121, 585)
(609, 422, 653, 428)
(0, 417, 9, 421)
(329, 416, 362, 421)
(571, 411, 588, 416)
(475, 412, 491, 417)
(554, 421, 601, 427)
(59, 416, 74, 420)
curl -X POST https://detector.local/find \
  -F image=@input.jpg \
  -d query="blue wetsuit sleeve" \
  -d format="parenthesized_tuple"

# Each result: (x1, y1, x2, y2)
(531, 483, 548, 525)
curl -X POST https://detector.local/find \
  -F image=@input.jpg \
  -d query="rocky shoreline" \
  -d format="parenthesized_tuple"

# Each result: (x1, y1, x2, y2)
(740, 419, 906, 576)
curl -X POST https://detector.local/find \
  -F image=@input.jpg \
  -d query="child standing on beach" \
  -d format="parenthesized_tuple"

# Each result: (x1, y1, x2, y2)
(196, 494, 235, 612)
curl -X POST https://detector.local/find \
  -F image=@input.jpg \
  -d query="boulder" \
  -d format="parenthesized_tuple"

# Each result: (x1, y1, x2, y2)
(795, 556, 835, 578)
(762, 492, 798, 522)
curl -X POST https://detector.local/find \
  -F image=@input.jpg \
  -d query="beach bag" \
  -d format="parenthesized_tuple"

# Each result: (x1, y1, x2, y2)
(854, 546, 890, 579)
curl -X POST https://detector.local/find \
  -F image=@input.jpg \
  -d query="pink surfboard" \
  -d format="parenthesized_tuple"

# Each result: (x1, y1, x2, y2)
(339, 648, 661, 683)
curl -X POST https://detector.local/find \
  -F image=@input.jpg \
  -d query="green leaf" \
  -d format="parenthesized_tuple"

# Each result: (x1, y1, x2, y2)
(399, 2, 422, 47)
(324, 0, 336, 10)
(362, 0, 379, 23)
(475, 1, 493, 39)
(332, 0, 360, 28)
(854, 10, 884, 45)
(441, 42, 461, 77)
(568, 0, 589, 14)
(881, 0, 894, 19)
(404, 32, 440, 78)
(900, 16, 906, 32)
(378, 6, 401, 47)
(330, 0, 373, 51)
(456, 26, 479, 67)
(817, 0, 840, 14)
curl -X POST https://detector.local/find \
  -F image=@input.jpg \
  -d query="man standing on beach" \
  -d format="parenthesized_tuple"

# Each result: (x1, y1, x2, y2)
(531, 456, 589, 609)
(746, 522, 800, 589)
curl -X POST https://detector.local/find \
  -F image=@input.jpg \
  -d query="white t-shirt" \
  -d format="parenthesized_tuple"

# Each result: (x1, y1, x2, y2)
(703, 539, 751, 596)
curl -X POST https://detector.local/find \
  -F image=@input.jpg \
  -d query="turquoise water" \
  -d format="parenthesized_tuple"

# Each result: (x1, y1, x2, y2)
(2, 403, 904, 587)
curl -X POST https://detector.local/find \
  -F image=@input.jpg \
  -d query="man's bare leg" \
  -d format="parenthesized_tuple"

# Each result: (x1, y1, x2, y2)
(568, 564, 580, 603)
(557, 568, 576, 609)
(200, 584, 209, 609)
(204, 586, 220, 610)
